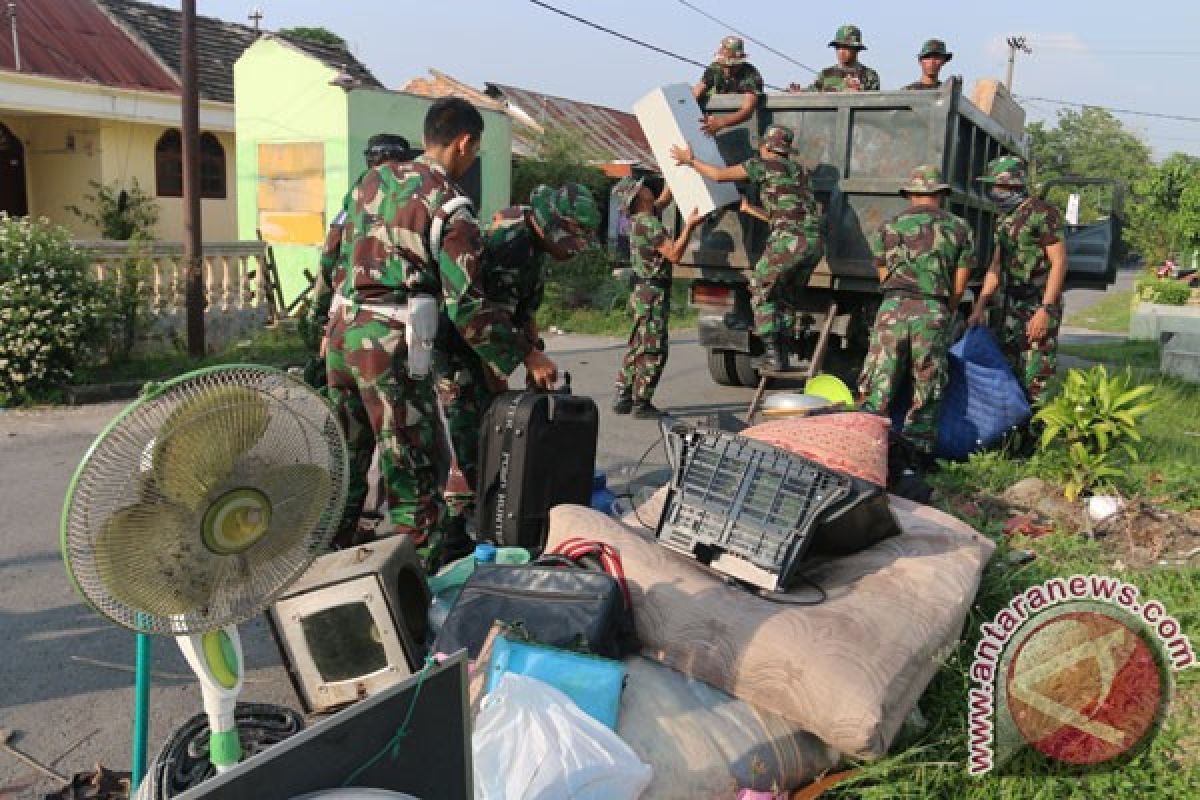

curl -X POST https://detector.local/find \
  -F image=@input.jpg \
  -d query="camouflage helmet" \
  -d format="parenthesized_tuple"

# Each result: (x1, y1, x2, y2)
(530, 183, 600, 257)
(977, 155, 1028, 187)
(829, 24, 867, 50)
(762, 124, 794, 156)
(715, 35, 747, 66)
(900, 164, 950, 195)
(918, 39, 953, 61)
(611, 175, 646, 213)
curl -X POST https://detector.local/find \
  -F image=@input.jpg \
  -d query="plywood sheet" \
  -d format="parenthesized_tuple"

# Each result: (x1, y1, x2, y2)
(971, 79, 1027, 140)
(633, 84, 741, 216)
(258, 210, 325, 246)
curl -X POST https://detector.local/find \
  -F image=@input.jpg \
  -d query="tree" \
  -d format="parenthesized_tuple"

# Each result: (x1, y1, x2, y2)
(1137, 153, 1200, 261)
(1027, 107, 1153, 225)
(278, 26, 346, 49)
(510, 126, 610, 206)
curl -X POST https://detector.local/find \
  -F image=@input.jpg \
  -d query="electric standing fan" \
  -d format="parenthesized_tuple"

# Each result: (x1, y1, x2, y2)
(60, 365, 348, 790)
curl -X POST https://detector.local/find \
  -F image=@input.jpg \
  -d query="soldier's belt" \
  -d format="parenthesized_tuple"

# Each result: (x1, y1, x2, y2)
(634, 277, 672, 289)
(882, 288, 949, 304)
(356, 296, 438, 378)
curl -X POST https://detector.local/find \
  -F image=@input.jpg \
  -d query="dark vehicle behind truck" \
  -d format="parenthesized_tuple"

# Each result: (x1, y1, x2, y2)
(676, 78, 1123, 387)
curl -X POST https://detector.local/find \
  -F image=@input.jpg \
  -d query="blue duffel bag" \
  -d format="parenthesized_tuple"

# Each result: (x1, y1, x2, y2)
(890, 326, 1031, 460)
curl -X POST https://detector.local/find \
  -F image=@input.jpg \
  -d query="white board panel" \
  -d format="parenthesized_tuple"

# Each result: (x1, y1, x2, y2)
(633, 84, 741, 216)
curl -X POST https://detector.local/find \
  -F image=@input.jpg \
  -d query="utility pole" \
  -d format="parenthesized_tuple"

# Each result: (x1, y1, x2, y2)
(1005, 36, 1032, 91)
(182, 0, 204, 356)
(8, 2, 21, 71)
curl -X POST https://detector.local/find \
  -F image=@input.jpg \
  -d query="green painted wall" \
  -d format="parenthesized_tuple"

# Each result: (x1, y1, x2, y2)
(234, 37, 349, 301)
(347, 89, 512, 222)
(235, 38, 512, 304)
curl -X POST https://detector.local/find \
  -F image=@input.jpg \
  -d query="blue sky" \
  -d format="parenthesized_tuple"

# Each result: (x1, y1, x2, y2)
(166, 0, 1200, 157)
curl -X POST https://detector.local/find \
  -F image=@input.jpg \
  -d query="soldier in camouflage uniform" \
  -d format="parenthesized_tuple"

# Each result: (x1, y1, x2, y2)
(304, 134, 411, 390)
(672, 124, 823, 371)
(791, 25, 880, 93)
(969, 155, 1068, 405)
(859, 166, 975, 456)
(326, 98, 557, 555)
(611, 177, 704, 418)
(434, 183, 600, 559)
(904, 39, 952, 90)
(693, 36, 764, 136)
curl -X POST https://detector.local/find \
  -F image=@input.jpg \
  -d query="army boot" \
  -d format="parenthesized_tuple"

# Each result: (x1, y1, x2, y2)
(762, 334, 789, 372)
(612, 388, 633, 415)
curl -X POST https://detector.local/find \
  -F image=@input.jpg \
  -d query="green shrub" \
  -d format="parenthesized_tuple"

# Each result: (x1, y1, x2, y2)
(1135, 275, 1191, 305)
(0, 215, 112, 405)
(1035, 365, 1157, 500)
(542, 247, 627, 313)
(65, 179, 159, 241)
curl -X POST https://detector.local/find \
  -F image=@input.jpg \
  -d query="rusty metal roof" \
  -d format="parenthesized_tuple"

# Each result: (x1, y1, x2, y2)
(0, 0, 179, 94)
(484, 83, 656, 168)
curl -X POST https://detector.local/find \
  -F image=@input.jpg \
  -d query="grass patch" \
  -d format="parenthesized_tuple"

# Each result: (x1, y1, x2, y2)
(72, 326, 309, 385)
(1061, 339, 1161, 369)
(831, 371, 1200, 797)
(1065, 289, 1133, 332)
(538, 282, 696, 337)
(830, 524, 1200, 798)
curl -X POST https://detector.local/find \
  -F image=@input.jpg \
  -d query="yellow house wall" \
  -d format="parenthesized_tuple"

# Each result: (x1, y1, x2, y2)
(0, 113, 238, 241)
(2, 114, 102, 236)
(99, 122, 238, 241)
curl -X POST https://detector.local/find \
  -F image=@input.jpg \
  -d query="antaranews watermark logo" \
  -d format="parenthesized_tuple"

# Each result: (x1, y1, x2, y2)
(968, 574, 1196, 775)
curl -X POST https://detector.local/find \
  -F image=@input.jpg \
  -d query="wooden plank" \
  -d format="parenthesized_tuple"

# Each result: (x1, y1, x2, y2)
(257, 211, 325, 247)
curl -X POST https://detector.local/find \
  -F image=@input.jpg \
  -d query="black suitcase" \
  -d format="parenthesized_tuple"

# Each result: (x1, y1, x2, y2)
(475, 384, 599, 550)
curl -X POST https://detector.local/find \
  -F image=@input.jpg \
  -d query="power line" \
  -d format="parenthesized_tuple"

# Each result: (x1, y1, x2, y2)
(527, 0, 786, 90)
(1017, 95, 1200, 124)
(529, 1, 705, 69)
(1034, 48, 1200, 56)
(675, 0, 816, 75)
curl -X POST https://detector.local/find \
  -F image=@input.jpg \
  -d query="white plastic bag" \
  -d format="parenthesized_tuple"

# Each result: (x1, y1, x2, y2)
(473, 673, 652, 800)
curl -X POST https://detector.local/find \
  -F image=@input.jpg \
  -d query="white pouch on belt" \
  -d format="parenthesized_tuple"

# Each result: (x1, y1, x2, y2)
(405, 295, 438, 378)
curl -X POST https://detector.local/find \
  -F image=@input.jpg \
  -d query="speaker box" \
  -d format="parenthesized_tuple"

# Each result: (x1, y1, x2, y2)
(268, 536, 430, 713)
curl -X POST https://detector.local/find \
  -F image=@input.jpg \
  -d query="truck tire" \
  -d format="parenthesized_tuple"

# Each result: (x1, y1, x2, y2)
(732, 352, 760, 387)
(706, 348, 738, 386)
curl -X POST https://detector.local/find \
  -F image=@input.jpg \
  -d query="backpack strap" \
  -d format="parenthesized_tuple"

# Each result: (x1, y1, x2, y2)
(429, 195, 475, 266)
(546, 538, 633, 611)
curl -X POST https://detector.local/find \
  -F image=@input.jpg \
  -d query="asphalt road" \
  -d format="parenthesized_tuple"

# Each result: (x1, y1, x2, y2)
(0, 279, 1130, 794)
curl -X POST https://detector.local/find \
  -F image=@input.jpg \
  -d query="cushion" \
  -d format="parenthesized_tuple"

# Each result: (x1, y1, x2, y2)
(556, 491, 995, 758)
(742, 411, 889, 486)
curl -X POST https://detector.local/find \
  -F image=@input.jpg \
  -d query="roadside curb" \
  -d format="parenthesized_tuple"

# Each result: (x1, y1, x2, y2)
(64, 381, 146, 406)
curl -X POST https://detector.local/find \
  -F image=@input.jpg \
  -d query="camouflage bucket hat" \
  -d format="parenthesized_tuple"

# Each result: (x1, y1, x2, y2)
(762, 124, 794, 156)
(715, 35, 747, 66)
(918, 38, 953, 61)
(611, 175, 645, 214)
(977, 155, 1028, 187)
(900, 164, 951, 195)
(829, 24, 866, 50)
(531, 183, 601, 257)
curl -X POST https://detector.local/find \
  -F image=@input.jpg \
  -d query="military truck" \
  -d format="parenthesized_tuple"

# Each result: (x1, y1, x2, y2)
(674, 78, 1124, 387)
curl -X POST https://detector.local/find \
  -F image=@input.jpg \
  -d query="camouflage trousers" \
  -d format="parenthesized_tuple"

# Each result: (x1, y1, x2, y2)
(750, 223, 823, 337)
(1002, 299, 1061, 406)
(616, 284, 670, 403)
(859, 295, 951, 454)
(433, 347, 500, 526)
(326, 307, 445, 554)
